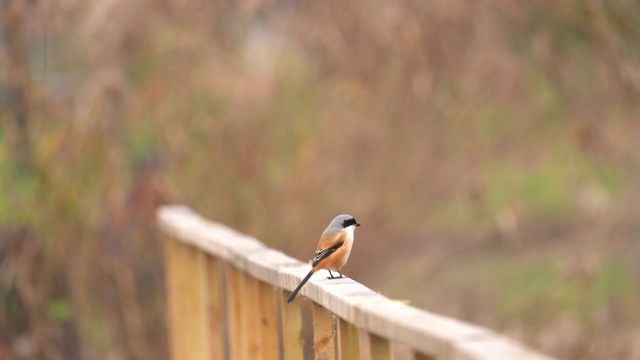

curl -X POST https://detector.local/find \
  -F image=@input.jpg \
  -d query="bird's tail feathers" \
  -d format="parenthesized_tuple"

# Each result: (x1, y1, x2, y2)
(287, 269, 315, 303)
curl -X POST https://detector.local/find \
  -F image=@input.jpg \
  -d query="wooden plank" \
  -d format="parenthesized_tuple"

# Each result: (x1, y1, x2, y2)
(280, 290, 304, 360)
(312, 302, 335, 360)
(258, 281, 279, 359)
(205, 255, 225, 360)
(358, 330, 371, 360)
(158, 206, 267, 269)
(158, 206, 557, 360)
(454, 335, 553, 360)
(165, 236, 182, 360)
(245, 275, 262, 359)
(337, 317, 360, 360)
(164, 237, 209, 360)
(226, 264, 247, 360)
(368, 332, 390, 360)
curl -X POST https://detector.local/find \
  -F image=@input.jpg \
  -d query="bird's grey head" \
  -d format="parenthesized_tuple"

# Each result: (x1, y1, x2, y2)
(327, 214, 360, 232)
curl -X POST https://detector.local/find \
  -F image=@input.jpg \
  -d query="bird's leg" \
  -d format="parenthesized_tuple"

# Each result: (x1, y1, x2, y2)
(327, 270, 337, 279)
(326, 270, 344, 279)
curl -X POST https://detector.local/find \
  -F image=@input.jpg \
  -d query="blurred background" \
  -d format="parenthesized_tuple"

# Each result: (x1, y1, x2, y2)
(1, 0, 640, 359)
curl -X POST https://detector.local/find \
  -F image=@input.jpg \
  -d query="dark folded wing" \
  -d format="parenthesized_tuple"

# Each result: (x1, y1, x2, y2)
(313, 241, 344, 266)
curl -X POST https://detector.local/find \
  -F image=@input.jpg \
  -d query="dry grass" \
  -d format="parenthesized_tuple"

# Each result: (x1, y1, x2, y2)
(1, 0, 640, 359)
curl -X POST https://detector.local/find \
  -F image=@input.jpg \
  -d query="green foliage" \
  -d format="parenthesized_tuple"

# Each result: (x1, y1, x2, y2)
(589, 258, 636, 307)
(48, 299, 73, 322)
(453, 252, 640, 330)
(482, 158, 572, 219)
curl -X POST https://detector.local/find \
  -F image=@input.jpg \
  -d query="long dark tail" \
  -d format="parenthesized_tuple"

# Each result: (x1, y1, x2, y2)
(287, 269, 315, 303)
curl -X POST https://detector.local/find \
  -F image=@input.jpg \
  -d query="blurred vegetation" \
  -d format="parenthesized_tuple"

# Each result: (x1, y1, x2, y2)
(1, 0, 640, 359)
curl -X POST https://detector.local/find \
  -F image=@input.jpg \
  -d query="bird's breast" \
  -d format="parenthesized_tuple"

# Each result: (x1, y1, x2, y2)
(336, 231, 354, 268)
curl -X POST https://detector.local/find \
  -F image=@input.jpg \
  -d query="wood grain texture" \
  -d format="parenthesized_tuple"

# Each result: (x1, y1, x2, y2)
(165, 236, 209, 360)
(312, 302, 336, 360)
(226, 264, 246, 360)
(159, 206, 556, 360)
(368, 332, 390, 360)
(337, 317, 360, 360)
(205, 255, 225, 360)
(258, 281, 279, 359)
(245, 275, 262, 359)
(280, 290, 304, 360)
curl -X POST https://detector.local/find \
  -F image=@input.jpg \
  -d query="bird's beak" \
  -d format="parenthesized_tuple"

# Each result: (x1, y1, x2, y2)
(356, 222, 361, 227)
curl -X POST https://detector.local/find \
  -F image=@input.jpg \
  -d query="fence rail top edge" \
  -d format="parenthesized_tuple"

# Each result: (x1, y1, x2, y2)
(157, 205, 555, 360)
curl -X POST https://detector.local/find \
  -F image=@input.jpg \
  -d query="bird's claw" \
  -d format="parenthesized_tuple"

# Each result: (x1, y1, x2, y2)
(326, 270, 345, 279)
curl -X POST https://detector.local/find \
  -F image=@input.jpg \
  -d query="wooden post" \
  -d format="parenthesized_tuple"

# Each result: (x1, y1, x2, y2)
(312, 302, 336, 360)
(258, 281, 279, 359)
(206, 255, 225, 359)
(368, 332, 391, 360)
(226, 264, 247, 360)
(280, 290, 304, 360)
(165, 238, 209, 360)
(245, 275, 263, 358)
(337, 317, 360, 360)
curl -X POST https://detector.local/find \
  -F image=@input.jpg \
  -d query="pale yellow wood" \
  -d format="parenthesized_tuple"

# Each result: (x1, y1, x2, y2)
(368, 332, 390, 360)
(164, 237, 209, 360)
(258, 280, 279, 359)
(245, 275, 262, 359)
(205, 255, 225, 360)
(226, 264, 247, 360)
(165, 237, 182, 360)
(280, 290, 304, 360)
(337, 317, 360, 360)
(158, 206, 557, 360)
(312, 302, 336, 360)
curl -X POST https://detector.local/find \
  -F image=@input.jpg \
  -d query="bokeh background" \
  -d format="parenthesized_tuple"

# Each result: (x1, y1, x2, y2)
(2, 0, 640, 359)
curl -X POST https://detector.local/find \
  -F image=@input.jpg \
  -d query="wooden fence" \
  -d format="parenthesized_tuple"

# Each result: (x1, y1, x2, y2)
(158, 205, 555, 360)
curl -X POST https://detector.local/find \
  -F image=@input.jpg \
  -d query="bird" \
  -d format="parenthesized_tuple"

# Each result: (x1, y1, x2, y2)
(287, 214, 360, 303)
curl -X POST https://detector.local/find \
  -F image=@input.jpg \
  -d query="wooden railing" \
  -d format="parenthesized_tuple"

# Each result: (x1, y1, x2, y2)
(158, 205, 554, 360)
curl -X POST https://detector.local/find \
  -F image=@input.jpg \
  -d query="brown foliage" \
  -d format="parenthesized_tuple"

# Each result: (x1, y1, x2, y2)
(1, 0, 640, 358)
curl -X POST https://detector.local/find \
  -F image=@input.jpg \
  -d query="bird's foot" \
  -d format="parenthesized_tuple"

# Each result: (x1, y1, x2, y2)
(326, 270, 345, 279)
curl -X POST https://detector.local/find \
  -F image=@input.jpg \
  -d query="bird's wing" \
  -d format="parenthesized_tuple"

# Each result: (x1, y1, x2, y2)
(313, 231, 345, 266)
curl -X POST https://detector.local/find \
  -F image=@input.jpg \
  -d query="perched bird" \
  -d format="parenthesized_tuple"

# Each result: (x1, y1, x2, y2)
(287, 214, 360, 303)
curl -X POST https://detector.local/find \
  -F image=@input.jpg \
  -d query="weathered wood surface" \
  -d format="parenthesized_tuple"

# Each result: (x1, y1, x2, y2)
(337, 317, 360, 360)
(205, 255, 225, 359)
(312, 302, 336, 360)
(368, 331, 391, 360)
(158, 205, 555, 360)
(280, 290, 304, 360)
(257, 281, 279, 359)
(164, 236, 209, 360)
(225, 264, 246, 360)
